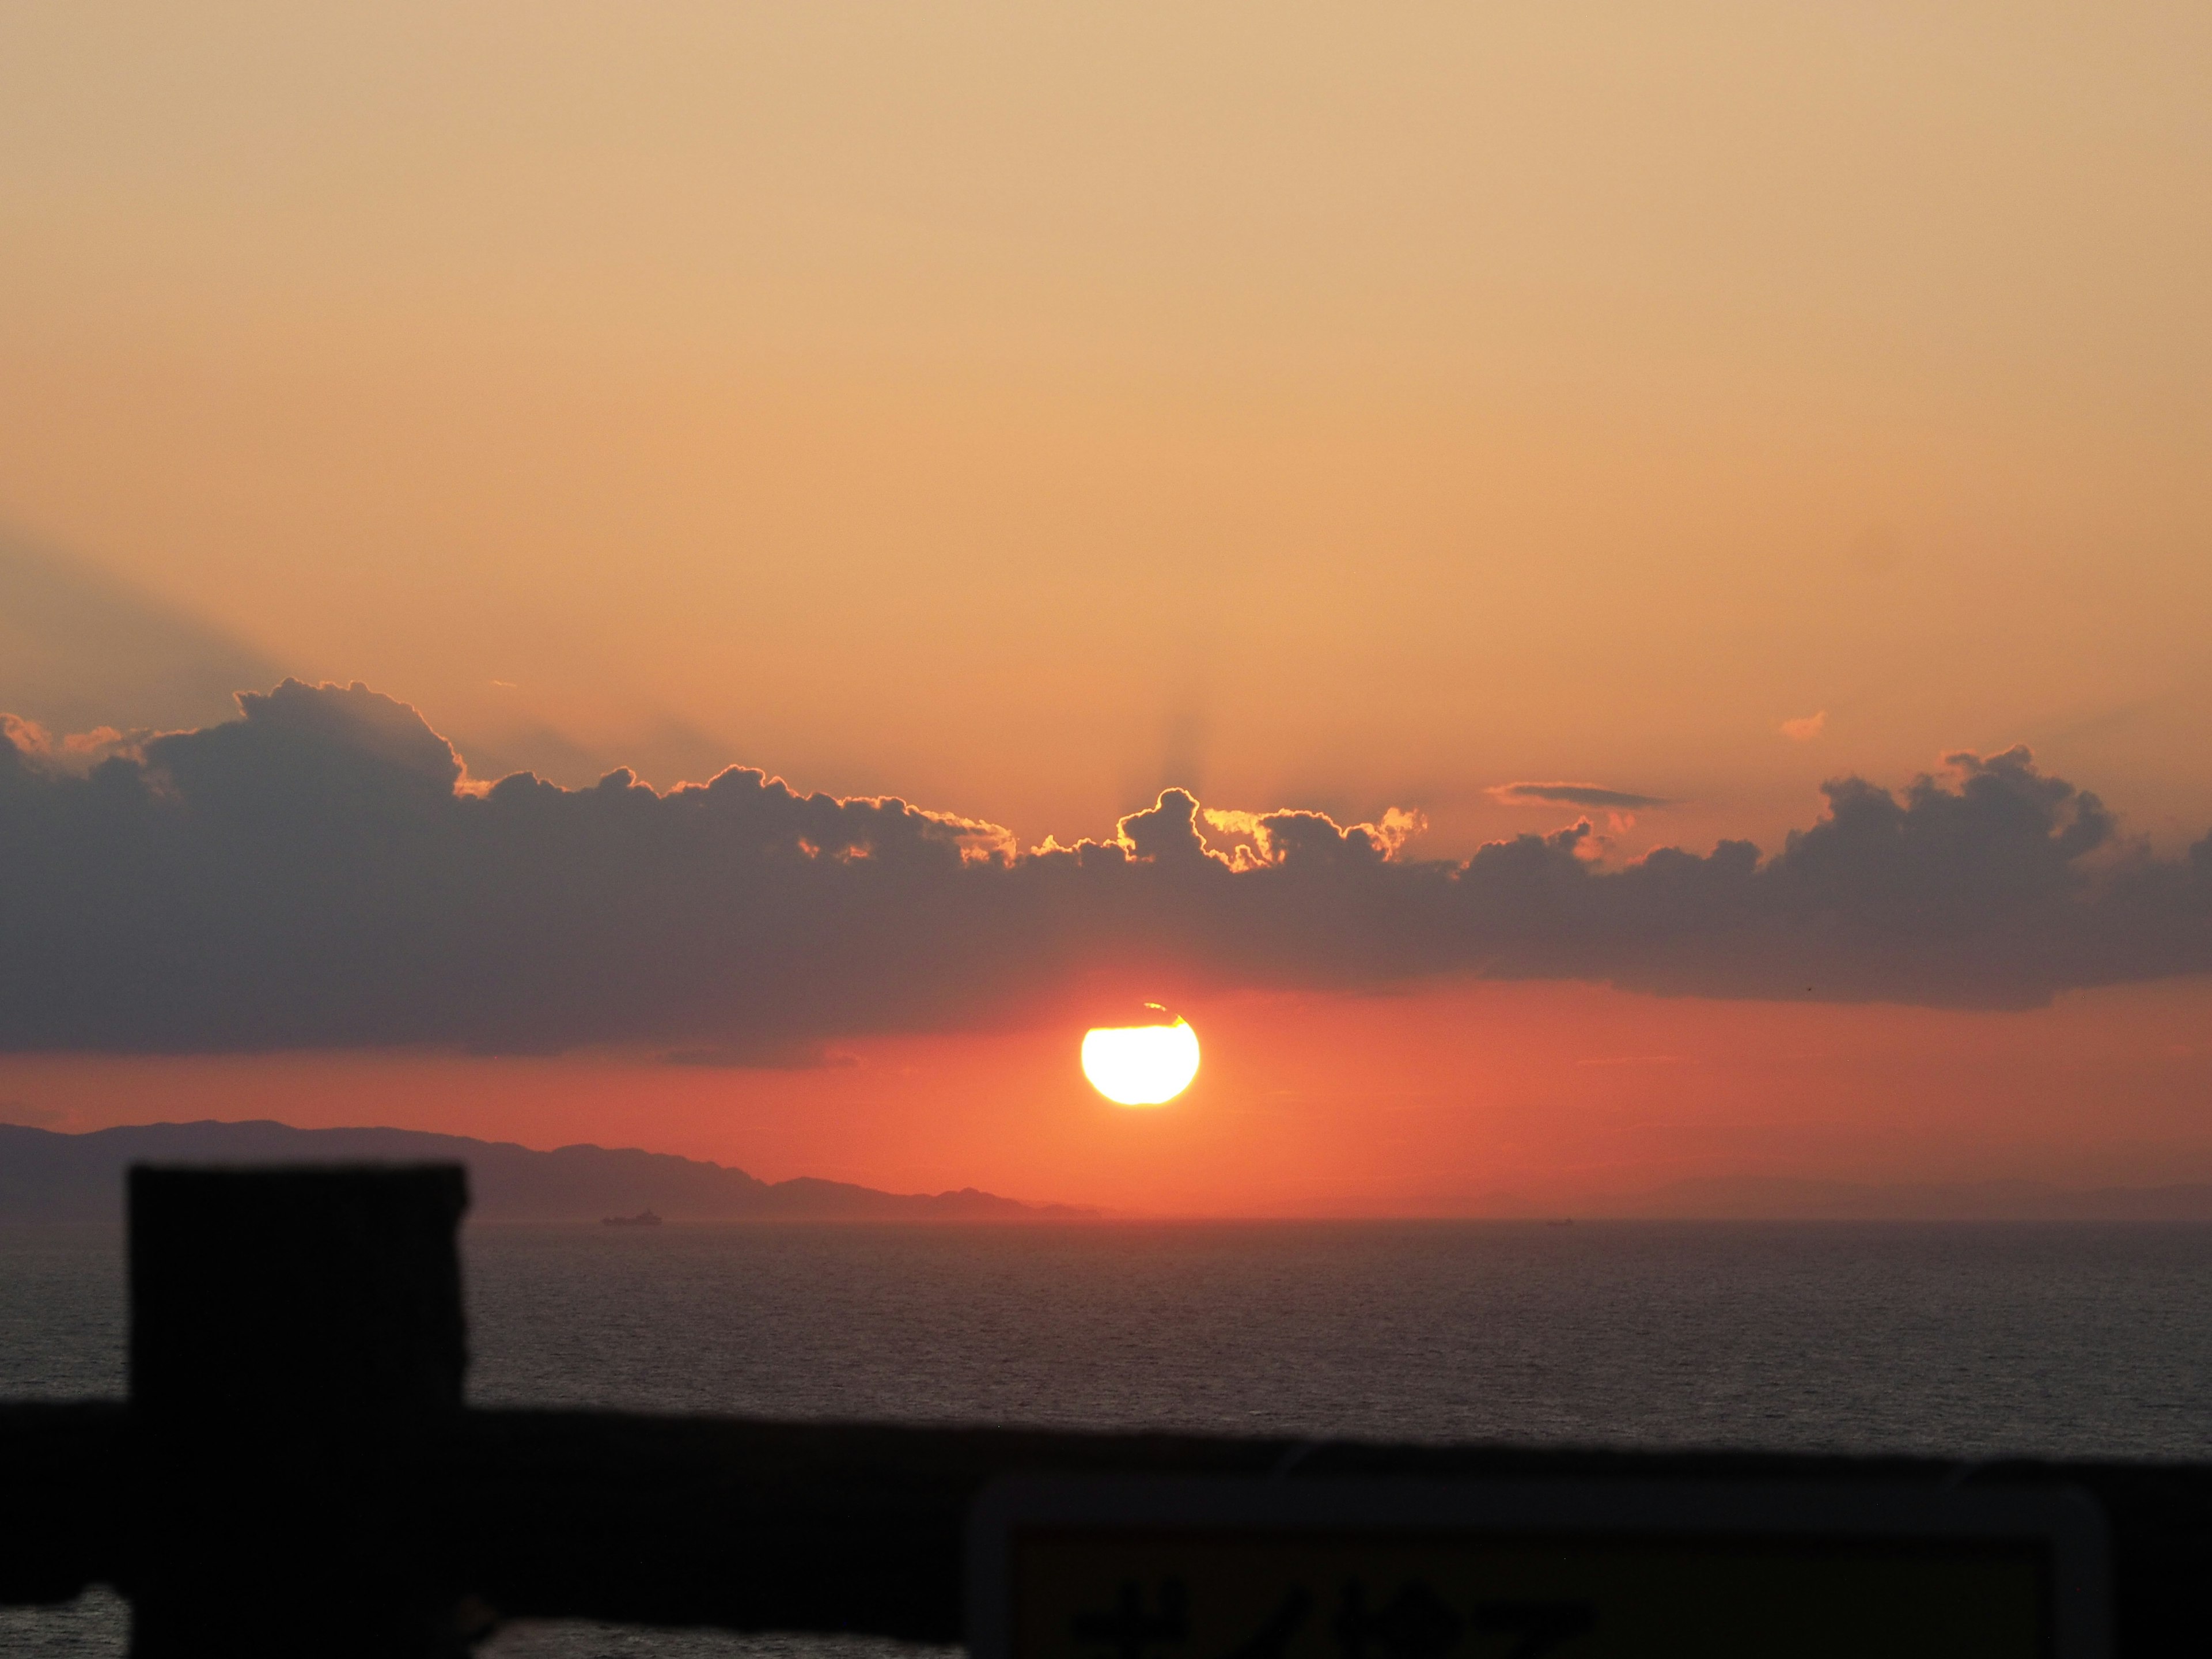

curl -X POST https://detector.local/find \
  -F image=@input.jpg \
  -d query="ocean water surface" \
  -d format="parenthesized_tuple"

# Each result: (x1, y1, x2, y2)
(6, 1219, 2212, 1655)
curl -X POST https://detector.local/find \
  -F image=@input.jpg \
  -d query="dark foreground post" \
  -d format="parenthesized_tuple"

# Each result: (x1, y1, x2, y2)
(126, 1165, 469, 1658)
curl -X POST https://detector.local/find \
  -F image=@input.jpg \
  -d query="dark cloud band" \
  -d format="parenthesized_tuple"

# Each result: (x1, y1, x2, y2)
(1, 681, 2206, 1054)
(1488, 781, 1673, 810)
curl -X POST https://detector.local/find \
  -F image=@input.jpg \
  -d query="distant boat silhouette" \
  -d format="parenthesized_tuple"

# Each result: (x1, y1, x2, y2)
(601, 1209, 664, 1228)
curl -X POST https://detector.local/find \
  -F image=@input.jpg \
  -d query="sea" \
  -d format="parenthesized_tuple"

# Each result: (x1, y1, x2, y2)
(6, 1219, 2212, 1656)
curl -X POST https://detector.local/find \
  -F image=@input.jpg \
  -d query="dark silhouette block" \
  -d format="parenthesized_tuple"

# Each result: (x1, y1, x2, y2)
(126, 1164, 469, 1658)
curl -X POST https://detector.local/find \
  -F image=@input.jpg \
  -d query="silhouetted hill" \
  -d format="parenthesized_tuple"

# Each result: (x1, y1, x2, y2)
(0, 1120, 1090, 1225)
(1594, 1175, 2212, 1221)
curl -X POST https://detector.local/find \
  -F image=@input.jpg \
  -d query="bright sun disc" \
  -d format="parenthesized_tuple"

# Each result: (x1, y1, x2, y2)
(1081, 1016, 1200, 1107)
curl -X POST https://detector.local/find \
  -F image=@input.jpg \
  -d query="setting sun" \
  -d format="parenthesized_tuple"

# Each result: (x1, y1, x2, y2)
(1080, 1012, 1201, 1107)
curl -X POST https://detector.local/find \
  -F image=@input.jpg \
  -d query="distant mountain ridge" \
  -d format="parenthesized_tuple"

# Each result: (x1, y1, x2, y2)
(10, 1122, 2205, 1224)
(0, 1120, 1091, 1225)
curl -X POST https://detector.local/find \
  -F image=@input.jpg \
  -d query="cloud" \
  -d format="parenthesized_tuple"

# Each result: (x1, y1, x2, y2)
(0, 681, 2207, 1054)
(1781, 711, 1827, 741)
(1488, 781, 1673, 810)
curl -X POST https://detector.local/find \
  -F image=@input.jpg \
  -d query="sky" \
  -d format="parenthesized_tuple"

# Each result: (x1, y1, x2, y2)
(2, 3, 2209, 1213)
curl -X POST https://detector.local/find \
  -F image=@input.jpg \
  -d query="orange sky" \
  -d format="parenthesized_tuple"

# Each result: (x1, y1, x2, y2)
(2, 4, 2208, 1211)
(7, 979, 2210, 1216)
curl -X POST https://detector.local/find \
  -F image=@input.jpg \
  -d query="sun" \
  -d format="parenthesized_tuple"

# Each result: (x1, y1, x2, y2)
(1081, 1008, 1200, 1107)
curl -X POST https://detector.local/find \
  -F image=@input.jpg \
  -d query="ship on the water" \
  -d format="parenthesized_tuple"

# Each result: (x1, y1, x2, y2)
(601, 1209, 664, 1228)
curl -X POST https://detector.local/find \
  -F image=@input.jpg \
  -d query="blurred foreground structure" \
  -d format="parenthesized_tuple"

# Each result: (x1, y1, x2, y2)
(1, 1167, 2208, 1655)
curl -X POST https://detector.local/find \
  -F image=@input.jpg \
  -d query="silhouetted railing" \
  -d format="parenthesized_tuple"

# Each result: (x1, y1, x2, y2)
(2, 1166, 2210, 1656)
